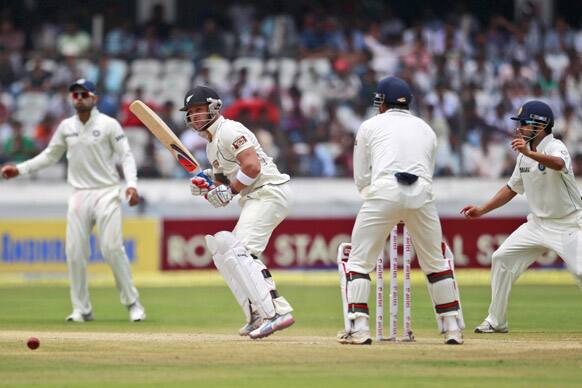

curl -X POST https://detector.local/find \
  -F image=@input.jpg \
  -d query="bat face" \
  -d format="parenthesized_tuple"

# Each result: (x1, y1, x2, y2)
(170, 144, 198, 172)
(129, 100, 201, 174)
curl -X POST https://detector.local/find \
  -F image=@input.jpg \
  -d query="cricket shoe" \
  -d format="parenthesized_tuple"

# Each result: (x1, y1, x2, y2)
(239, 312, 262, 336)
(65, 310, 94, 322)
(249, 313, 295, 339)
(128, 302, 146, 322)
(444, 330, 464, 345)
(474, 320, 508, 334)
(337, 330, 372, 345)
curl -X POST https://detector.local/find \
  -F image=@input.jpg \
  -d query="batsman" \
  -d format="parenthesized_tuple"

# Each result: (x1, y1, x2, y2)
(183, 86, 294, 339)
(339, 76, 464, 345)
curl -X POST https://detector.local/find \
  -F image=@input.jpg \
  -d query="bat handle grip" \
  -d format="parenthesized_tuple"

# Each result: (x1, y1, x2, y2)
(196, 171, 214, 188)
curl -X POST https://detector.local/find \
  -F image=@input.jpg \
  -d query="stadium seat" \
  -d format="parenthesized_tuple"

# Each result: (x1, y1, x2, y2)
(130, 59, 163, 77)
(164, 59, 195, 78)
(200, 57, 231, 89)
(124, 126, 149, 168)
(15, 92, 49, 130)
(265, 58, 298, 89)
(232, 57, 264, 82)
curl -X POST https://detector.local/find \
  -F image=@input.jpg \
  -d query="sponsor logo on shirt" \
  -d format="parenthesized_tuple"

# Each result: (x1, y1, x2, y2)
(520, 167, 530, 173)
(538, 163, 546, 171)
(115, 134, 126, 142)
(232, 135, 247, 150)
(64, 133, 80, 138)
(92, 130, 101, 137)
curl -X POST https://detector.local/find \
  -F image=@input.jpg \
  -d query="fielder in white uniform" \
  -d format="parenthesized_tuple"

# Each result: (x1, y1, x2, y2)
(462, 100, 582, 333)
(340, 76, 464, 345)
(183, 86, 294, 339)
(1, 79, 145, 322)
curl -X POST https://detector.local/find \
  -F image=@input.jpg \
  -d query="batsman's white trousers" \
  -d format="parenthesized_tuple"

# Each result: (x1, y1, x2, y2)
(66, 186, 139, 314)
(346, 197, 450, 275)
(486, 213, 582, 328)
(234, 183, 292, 257)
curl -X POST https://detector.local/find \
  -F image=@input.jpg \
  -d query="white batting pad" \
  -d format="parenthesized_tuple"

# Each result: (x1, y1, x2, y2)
(206, 231, 276, 319)
(206, 234, 253, 322)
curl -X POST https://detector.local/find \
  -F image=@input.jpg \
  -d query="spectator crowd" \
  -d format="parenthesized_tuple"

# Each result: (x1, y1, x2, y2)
(1, 2, 582, 179)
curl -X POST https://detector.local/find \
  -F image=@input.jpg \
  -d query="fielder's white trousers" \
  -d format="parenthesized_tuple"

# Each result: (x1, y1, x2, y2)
(347, 197, 450, 275)
(66, 186, 139, 314)
(486, 213, 582, 328)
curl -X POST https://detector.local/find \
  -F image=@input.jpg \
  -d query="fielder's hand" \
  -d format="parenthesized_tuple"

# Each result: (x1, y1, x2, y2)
(511, 133, 530, 156)
(460, 205, 483, 219)
(125, 187, 140, 207)
(206, 184, 233, 208)
(1, 164, 19, 179)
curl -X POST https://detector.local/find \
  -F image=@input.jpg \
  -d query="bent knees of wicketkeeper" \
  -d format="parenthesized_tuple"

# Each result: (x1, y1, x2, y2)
(346, 272, 371, 320)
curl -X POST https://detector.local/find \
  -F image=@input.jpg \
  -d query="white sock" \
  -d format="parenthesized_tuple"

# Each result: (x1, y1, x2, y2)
(444, 315, 459, 332)
(353, 316, 369, 332)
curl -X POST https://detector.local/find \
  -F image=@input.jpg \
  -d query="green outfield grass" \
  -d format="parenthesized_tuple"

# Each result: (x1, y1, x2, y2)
(1, 272, 582, 387)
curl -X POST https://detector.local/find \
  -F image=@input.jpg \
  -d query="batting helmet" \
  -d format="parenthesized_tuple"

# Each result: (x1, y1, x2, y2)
(373, 76, 412, 109)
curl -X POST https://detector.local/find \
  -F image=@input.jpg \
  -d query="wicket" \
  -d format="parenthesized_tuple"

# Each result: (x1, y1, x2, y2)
(337, 223, 414, 342)
(376, 224, 414, 341)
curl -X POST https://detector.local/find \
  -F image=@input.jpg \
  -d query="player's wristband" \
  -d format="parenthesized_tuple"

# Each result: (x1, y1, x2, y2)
(236, 170, 258, 186)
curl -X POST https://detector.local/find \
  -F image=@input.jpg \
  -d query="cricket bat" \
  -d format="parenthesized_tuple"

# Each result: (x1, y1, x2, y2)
(129, 100, 201, 174)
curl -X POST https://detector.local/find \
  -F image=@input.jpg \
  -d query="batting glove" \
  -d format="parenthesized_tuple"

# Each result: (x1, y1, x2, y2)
(206, 184, 234, 208)
(190, 176, 211, 196)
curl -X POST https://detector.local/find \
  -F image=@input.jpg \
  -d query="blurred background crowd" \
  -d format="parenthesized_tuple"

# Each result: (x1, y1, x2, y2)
(0, 0, 581, 179)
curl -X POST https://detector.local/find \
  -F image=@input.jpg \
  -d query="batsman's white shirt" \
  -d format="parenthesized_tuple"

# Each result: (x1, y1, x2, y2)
(205, 116, 291, 256)
(348, 109, 449, 275)
(15, 108, 139, 314)
(486, 134, 582, 328)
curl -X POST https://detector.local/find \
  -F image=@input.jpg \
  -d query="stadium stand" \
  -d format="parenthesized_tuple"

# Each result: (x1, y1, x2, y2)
(0, 1, 581, 179)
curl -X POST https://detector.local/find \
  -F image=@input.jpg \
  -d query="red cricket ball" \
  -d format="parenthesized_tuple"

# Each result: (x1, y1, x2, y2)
(27, 337, 40, 350)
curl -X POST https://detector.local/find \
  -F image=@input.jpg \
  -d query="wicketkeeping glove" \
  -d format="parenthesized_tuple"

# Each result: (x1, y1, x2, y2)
(206, 184, 234, 208)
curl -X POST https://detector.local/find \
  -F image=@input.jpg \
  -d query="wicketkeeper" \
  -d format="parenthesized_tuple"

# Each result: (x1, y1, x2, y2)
(339, 76, 464, 345)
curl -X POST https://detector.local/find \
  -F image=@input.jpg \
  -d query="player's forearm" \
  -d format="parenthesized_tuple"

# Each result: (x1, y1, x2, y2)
(120, 153, 138, 188)
(230, 163, 260, 194)
(16, 149, 61, 175)
(524, 151, 565, 171)
(479, 185, 517, 215)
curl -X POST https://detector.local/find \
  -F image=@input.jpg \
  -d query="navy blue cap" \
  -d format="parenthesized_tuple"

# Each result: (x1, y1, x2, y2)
(374, 76, 412, 108)
(68, 79, 97, 95)
(510, 100, 553, 126)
